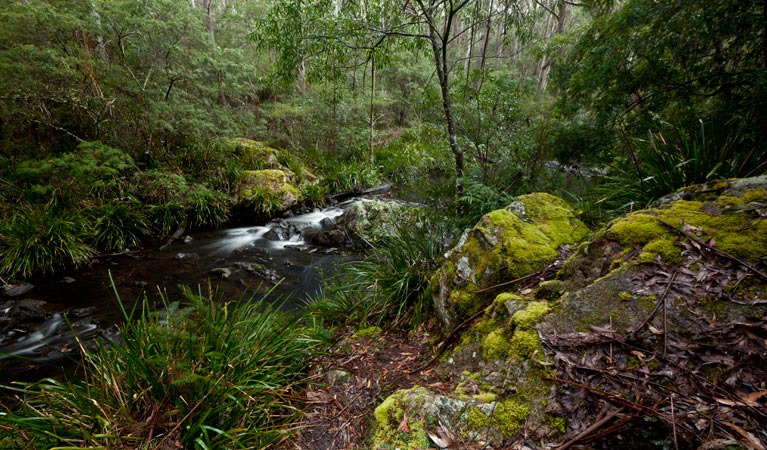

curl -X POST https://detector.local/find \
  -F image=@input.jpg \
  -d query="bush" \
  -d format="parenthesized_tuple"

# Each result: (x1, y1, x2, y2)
(87, 201, 151, 252)
(0, 284, 324, 449)
(13, 141, 137, 204)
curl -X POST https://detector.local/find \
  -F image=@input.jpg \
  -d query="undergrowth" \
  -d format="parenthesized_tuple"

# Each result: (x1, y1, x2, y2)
(0, 281, 325, 449)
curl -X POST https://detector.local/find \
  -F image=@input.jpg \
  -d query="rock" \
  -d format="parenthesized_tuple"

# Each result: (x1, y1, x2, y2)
(2, 283, 34, 297)
(236, 169, 301, 213)
(374, 179, 767, 449)
(336, 199, 419, 248)
(326, 369, 352, 387)
(209, 267, 232, 279)
(431, 192, 589, 329)
(174, 252, 199, 260)
(60, 277, 76, 284)
(303, 228, 346, 247)
(17, 299, 47, 313)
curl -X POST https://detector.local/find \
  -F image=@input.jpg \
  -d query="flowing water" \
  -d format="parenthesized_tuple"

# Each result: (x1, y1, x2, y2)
(0, 202, 359, 379)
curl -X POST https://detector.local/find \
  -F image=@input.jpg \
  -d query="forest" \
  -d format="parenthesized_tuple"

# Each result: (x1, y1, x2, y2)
(0, 0, 766, 449)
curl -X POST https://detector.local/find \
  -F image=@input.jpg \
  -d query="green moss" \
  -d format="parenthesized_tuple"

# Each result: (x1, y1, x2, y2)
(639, 237, 682, 263)
(548, 416, 567, 435)
(482, 329, 511, 360)
(606, 197, 767, 264)
(474, 392, 498, 403)
(374, 395, 399, 429)
(535, 280, 563, 300)
(608, 212, 667, 246)
(509, 329, 543, 360)
(495, 399, 531, 435)
(511, 302, 551, 329)
(353, 326, 382, 339)
(517, 193, 590, 244)
(717, 188, 767, 206)
(466, 400, 530, 437)
(371, 388, 442, 450)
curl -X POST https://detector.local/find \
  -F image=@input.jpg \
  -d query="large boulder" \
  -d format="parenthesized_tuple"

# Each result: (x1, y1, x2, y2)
(373, 179, 767, 449)
(236, 169, 301, 213)
(432, 192, 589, 329)
(336, 199, 419, 248)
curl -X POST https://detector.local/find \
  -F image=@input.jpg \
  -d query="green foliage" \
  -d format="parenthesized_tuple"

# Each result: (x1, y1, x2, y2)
(0, 284, 324, 449)
(307, 215, 455, 328)
(0, 206, 95, 279)
(586, 120, 767, 216)
(13, 141, 137, 204)
(317, 159, 383, 194)
(184, 185, 230, 229)
(87, 201, 151, 252)
(456, 181, 514, 228)
(134, 170, 231, 232)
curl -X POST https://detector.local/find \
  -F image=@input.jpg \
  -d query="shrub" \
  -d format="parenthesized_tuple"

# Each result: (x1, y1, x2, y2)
(13, 141, 137, 204)
(87, 201, 151, 252)
(307, 214, 455, 328)
(184, 184, 230, 228)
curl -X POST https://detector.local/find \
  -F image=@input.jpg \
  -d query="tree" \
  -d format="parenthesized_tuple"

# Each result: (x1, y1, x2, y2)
(253, 0, 477, 201)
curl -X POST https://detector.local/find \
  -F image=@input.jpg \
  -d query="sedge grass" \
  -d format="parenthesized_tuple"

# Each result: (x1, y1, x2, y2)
(0, 280, 323, 449)
(306, 214, 454, 329)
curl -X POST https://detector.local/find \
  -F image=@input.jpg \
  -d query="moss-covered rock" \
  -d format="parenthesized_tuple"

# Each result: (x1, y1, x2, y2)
(433, 193, 589, 329)
(236, 169, 301, 214)
(371, 178, 767, 449)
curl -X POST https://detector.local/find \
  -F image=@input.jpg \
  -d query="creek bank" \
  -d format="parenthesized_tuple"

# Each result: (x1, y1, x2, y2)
(360, 177, 766, 449)
(0, 193, 404, 379)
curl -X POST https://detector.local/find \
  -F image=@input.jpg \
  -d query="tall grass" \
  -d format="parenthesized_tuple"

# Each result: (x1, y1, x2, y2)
(306, 215, 455, 329)
(0, 206, 95, 279)
(0, 282, 324, 449)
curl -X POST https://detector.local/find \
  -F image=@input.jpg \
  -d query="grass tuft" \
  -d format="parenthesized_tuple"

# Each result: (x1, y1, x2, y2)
(0, 281, 324, 449)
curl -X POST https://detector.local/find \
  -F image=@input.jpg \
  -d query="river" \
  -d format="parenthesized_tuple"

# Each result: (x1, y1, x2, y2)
(0, 202, 360, 380)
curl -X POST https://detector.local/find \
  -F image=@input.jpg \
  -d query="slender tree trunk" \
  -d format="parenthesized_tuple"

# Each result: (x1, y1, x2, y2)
(203, 0, 215, 45)
(415, 0, 468, 205)
(474, 0, 494, 93)
(427, 20, 464, 203)
(369, 51, 376, 165)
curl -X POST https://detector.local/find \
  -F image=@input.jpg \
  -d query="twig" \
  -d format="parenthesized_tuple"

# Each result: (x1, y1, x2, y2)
(630, 270, 677, 338)
(409, 307, 486, 374)
(475, 270, 544, 293)
(555, 406, 625, 450)
(671, 394, 679, 450)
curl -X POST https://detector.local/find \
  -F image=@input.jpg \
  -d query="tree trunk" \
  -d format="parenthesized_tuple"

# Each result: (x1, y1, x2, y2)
(426, 15, 464, 203)
(203, 0, 215, 45)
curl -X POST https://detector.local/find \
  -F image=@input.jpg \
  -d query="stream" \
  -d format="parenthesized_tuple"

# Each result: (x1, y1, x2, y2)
(0, 200, 363, 380)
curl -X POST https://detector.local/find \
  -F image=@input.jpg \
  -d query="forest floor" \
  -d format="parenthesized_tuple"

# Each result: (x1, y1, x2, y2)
(286, 322, 451, 449)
